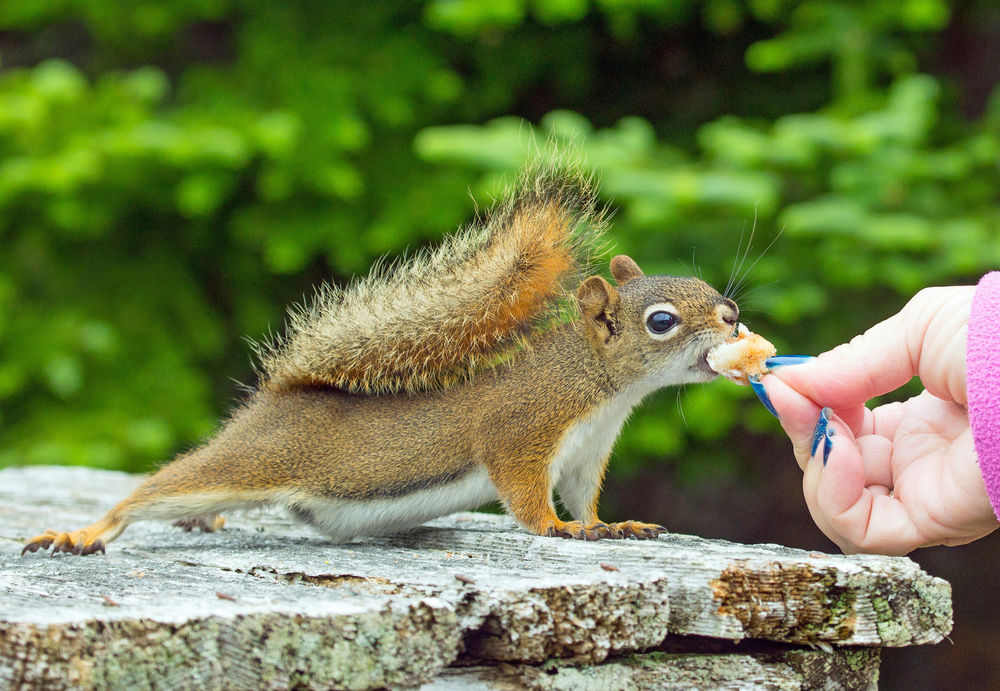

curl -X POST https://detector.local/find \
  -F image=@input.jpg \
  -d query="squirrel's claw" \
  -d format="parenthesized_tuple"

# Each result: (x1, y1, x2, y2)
(21, 530, 58, 556)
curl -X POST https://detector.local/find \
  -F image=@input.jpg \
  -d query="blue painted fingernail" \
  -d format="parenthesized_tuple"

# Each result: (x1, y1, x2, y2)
(822, 427, 836, 466)
(811, 407, 832, 456)
(765, 355, 815, 369)
(749, 374, 778, 419)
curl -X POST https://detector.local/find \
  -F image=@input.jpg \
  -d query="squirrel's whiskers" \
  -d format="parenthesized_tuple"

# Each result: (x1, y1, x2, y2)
(724, 209, 783, 309)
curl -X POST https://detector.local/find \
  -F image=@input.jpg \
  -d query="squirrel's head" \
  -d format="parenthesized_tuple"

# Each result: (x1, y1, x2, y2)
(576, 255, 738, 390)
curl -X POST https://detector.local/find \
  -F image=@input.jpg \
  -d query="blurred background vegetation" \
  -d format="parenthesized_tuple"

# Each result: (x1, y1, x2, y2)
(2, 1, 999, 687)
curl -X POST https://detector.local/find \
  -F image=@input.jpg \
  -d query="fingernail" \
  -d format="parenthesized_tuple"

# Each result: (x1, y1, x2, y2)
(765, 355, 815, 369)
(822, 427, 836, 466)
(749, 374, 778, 419)
(811, 407, 832, 456)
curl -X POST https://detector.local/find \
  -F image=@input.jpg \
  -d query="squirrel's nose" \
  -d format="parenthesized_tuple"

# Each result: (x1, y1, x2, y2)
(719, 299, 739, 326)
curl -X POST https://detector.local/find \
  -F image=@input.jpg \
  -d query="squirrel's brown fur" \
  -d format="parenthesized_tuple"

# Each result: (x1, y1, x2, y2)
(22, 160, 740, 557)
(257, 163, 605, 395)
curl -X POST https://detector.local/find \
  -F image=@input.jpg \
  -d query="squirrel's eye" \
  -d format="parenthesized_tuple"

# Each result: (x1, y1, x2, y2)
(646, 310, 678, 335)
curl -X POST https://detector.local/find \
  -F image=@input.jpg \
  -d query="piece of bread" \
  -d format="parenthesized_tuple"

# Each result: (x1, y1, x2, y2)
(706, 324, 776, 385)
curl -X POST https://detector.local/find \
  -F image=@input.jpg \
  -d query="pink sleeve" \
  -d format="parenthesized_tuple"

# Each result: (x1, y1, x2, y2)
(968, 271, 1000, 520)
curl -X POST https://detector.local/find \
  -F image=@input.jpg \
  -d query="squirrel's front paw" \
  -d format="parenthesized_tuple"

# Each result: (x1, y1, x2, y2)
(21, 529, 106, 557)
(544, 520, 615, 541)
(605, 520, 668, 540)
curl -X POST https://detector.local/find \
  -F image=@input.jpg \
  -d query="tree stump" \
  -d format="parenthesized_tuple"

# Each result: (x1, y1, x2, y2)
(0, 467, 951, 690)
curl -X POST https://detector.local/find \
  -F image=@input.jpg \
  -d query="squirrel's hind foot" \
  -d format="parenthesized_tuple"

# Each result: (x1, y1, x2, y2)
(172, 514, 226, 533)
(21, 529, 107, 556)
(21, 515, 124, 557)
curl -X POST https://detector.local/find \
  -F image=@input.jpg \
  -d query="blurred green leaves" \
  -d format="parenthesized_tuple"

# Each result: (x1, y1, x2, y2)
(0, 1, 998, 477)
(0, 3, 479, 471)
(745, 0, 951, 102)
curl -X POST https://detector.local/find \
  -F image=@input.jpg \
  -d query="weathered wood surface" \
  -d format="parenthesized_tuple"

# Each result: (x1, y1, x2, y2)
(0, 467, 951, 690)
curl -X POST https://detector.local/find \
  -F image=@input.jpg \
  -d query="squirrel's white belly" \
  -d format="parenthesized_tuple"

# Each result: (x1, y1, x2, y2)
(285, 468, 497, 542)
(548, 383, 649, 520)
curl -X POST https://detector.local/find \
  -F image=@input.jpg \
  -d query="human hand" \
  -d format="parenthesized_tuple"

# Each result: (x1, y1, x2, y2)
(756, 287, 998, 555)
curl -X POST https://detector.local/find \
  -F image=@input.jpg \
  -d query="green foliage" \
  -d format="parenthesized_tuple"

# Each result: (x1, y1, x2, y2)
(745, 0, 952, 102)
(0, 1, 998, 477)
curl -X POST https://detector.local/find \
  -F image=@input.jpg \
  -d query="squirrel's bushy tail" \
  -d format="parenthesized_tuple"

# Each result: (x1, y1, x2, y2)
(257, 161, 605, 395)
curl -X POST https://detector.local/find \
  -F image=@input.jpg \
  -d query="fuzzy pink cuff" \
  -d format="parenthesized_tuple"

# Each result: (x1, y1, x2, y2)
(968, 271, 1000, 521)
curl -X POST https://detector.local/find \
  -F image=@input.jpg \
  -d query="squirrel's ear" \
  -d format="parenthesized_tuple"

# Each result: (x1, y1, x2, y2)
(610, 255, 644, 284)
(577, 276, 621, 345)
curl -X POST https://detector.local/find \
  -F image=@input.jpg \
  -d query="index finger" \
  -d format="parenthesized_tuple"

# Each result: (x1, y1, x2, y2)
(768, 312, 916, 410)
